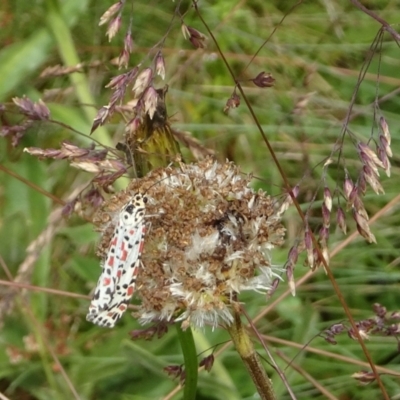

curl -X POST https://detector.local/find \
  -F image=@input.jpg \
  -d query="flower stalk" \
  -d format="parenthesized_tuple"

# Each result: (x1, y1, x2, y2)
(227, 310, 276, 400)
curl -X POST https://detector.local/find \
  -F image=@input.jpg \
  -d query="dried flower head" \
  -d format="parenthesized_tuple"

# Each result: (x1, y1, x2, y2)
(93, 158, 285, 330)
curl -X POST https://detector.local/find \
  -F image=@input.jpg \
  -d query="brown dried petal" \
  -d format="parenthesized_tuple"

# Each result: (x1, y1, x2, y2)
(184, 26, 206, 49)
(251, 71, 275, 88)
(223, 92, 241, 113)
(189, 36, 206, 49)
(164, 365, 183, 379)
(199, 355, 214, 372)
(352, 370, 377, 385)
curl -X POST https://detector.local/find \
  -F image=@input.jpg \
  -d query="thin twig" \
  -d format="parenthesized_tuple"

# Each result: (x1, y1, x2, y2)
(350, 0, 400, 43)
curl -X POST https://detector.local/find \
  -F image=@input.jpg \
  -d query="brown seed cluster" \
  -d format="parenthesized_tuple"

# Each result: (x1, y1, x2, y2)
(93, 158, 285, 329)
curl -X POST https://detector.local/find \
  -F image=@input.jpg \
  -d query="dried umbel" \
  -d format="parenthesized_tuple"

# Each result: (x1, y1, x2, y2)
(93, 158, 285, 329)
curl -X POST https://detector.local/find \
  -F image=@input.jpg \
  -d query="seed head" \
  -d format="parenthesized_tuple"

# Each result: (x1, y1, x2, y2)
(94, 159, 285, 330)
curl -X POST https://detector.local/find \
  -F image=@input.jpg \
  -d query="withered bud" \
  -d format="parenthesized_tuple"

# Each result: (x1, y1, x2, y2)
(12, 96, 50, 120)
(372, 303, 386, 318)
(286, 265, 296, 296)
(251, 71, 275, 88)
(343, 175, 354, 201)
(304, 228, 314, 268)
(61, 199, 78, 218)
(99, 1, 123, 26)
(291, 184, 300, 198)
(106, 15, 122, 42)
(336, 207, 347, 235)
(352, 371, 377, 385)
(377, 146, 391, 177)
(91, 105, 111, 134)
(143, 86, 158, 120)
(321, 246, 329, 268)
(363, 165, 384, 195)
(132, 68, 153, 97)
(319, 226, 329, 242)
(288, 245, 299, 266)
(23, 147, 61, 159)
(379, 134, 392, 158)
(353, 196, 369, 221)
(353, 209, 376, 244)
(163, 365, 183, 379)
(267, 278, 281, 298)
(358, 172, 367, 195)
(323, 187, 332, 212)
(304, 228, 313, 251)
(155, 51, 166, 80)
(358, 142, 384, 173)
(322, 204, 330, 228)
(379, 116, 391, 145)
(118, 49, 130, 69)
(84, 188, 104, 209)
(130, 322, 168, 340)
(106, 73, 128, 89)
(182, 25, 206, 49)
(348, 185, 358, 206)
(329, 323, 345, 335)
(125, 116, 141, 134)
(199, 355, 214, 372)
(124, 30, 134, 54)
(223, 92, 241, 113)
(324, 335, 337, 345)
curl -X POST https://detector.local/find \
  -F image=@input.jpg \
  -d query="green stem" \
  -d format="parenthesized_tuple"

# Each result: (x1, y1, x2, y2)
(227, 311, 276, 400)
(175, 324, 198, 400)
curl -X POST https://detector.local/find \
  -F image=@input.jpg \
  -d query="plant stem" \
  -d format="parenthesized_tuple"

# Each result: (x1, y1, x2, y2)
(175, 325, 198, 400)
(227, 311, 276, 400)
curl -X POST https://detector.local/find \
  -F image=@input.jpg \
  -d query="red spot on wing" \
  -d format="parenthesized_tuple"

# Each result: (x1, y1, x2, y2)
(138, 239, 145, 253)
(103, 277, 112, 286)
(127, 286, 134, 296)
(120, 241, 128, 261)
(107, 256, 115, 267)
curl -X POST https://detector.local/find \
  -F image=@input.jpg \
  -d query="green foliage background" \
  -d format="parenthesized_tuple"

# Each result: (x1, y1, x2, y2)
(0, 0, 399, 399)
